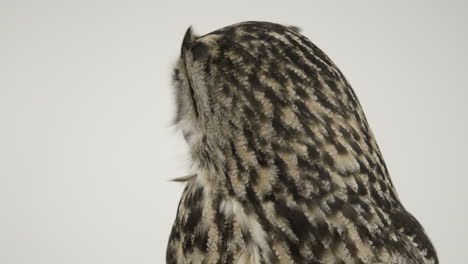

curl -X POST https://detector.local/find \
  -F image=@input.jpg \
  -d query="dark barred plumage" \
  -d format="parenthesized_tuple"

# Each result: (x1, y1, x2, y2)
(166, 21, 438, 264)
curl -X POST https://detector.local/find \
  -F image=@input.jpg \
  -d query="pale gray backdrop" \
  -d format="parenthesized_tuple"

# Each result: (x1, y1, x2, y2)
(1, 0, 466, 263)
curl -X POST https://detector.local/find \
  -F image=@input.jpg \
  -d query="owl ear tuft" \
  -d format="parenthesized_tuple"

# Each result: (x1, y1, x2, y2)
(286, 25, 301, 33)
(182, 26, 199, 54)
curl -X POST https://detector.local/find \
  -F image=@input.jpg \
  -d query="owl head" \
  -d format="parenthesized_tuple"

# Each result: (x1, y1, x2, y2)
(170, 22, 322, 172)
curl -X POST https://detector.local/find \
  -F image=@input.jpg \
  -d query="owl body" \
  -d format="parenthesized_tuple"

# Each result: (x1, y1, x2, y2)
(166, 21, 437, 264)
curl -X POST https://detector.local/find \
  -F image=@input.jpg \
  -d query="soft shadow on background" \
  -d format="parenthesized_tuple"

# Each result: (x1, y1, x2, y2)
(1, 1, 466, 263)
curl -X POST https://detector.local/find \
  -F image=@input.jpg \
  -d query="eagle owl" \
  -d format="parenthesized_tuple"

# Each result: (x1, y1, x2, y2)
(166, 21, 438, 264)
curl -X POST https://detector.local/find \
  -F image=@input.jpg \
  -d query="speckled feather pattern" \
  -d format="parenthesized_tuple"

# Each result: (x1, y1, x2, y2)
(166, 21, 438, 264)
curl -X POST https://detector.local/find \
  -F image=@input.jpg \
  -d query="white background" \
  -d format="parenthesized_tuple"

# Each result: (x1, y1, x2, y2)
(1, 1, 467, 263)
